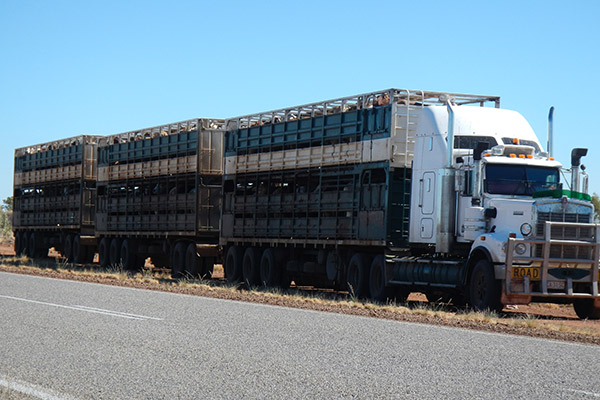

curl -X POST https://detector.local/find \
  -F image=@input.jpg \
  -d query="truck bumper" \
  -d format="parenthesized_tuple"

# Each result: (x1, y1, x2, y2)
(503, 221, 600, 304)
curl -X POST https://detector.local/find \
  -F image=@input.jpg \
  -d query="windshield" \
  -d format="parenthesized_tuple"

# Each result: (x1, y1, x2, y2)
(484, 164, 560, 195)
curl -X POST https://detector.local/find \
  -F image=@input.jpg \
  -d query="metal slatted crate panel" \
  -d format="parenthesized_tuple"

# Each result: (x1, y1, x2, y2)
(225, 89, 499, 175)
(96, 175, 221, 234)
(13, 179, 95, 229)
(14, 135, 99, 172)
(228, 107, 389, 154)
(97, 118, 224, 179)
(14, 135, 100, 185)
(15, 165, 82, 186)
(106, 213, 197, 232)
(225, 106, 392, 175)
(15, 210, 81, 227)
(98, 155, 198, 182)
(95, 118, 224, 235)
(222, 162, 411, 246)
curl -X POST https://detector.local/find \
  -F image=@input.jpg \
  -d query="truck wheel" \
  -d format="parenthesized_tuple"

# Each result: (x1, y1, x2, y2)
(346, 253, 370, 298)
(28, 232, 43, 259)
(225, 246, 243, 283)
(72, 235, 87, 264)
(468, 259, 502, 312)
(260, 248, 280, 287)
(109, 238, 122, 267)
(242, 247, 261, 287)
(20, 232, 30, 257)
(63, 234, 73, 261)
(171, 242, 186, 279)
(573, 299, 600, 320)
(98, 238, 109, 268)
(184, 243, 201, 278)
(369, 255, 392, 302)
(14, 232, 23, 256)
(121, 239, 141, 271)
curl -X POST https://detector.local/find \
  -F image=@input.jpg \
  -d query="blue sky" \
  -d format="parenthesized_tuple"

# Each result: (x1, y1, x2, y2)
(1, 0, 599, 201)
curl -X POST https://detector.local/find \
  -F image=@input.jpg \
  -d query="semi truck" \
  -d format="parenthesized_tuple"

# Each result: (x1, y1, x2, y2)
(12, 88, 600, 318)
(13, 135, 100, 263)
(221, 89, 599, 317)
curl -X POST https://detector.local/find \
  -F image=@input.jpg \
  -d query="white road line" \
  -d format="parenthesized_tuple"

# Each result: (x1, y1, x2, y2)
(568, 389, 600, 397)
(0, 375, 76, 400)
(0, 294, 162, 321)
(71, 304, 163, 320)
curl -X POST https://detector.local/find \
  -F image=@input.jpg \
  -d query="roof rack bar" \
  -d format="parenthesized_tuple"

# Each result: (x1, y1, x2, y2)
(227, 88, 500, 130)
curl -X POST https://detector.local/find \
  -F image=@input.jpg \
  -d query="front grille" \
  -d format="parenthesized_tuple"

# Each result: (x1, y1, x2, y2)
(535, 211, 594, 260)
(536, 212, 591, 238)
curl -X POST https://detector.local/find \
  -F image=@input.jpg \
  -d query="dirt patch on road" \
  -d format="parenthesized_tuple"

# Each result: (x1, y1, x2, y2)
(1, 249, 599, 346)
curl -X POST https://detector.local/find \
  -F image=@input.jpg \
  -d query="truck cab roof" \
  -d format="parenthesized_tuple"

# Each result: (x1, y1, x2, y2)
(424, 105, 542, 152)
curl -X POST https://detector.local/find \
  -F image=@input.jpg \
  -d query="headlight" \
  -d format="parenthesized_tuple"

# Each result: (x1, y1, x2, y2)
(515, 243, 527, 255)
(520, 223, 532, 236)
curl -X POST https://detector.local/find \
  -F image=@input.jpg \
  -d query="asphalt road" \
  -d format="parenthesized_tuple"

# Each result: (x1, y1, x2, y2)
(0, 271, 599, 399)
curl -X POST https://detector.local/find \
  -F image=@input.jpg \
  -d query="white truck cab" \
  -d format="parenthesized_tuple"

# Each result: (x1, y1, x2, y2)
(406, 102, 598, 316)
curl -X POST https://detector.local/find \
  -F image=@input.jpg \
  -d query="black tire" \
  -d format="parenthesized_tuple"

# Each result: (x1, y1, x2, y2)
(468, 259, 502, 312)
(121, 239, 141, 271)
(98, 238, 109, 268)
(28, 232, 41, 259)
(242, 247, 261, 287)
(573, 299, 600, 320)
(171, 242, 186, 279)
(109, 238, 122, 267)
(260, 248, 280, 287)
(225, 246, 243, 283)
(14, 232, 24, 256)
(63, 234, 73, 261)
(369, 255, 393, 302)
(72, 235, 87, 264)
(20, 232, 30, 257)
(184, 243, 202, 278)
(346, 253, 370, 298)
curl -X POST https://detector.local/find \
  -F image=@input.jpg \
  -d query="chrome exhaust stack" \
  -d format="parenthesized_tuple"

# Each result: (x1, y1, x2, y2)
(571, 148, 588, 193)
(547, 106, 554, 156)
(436, 99, 457, 253)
